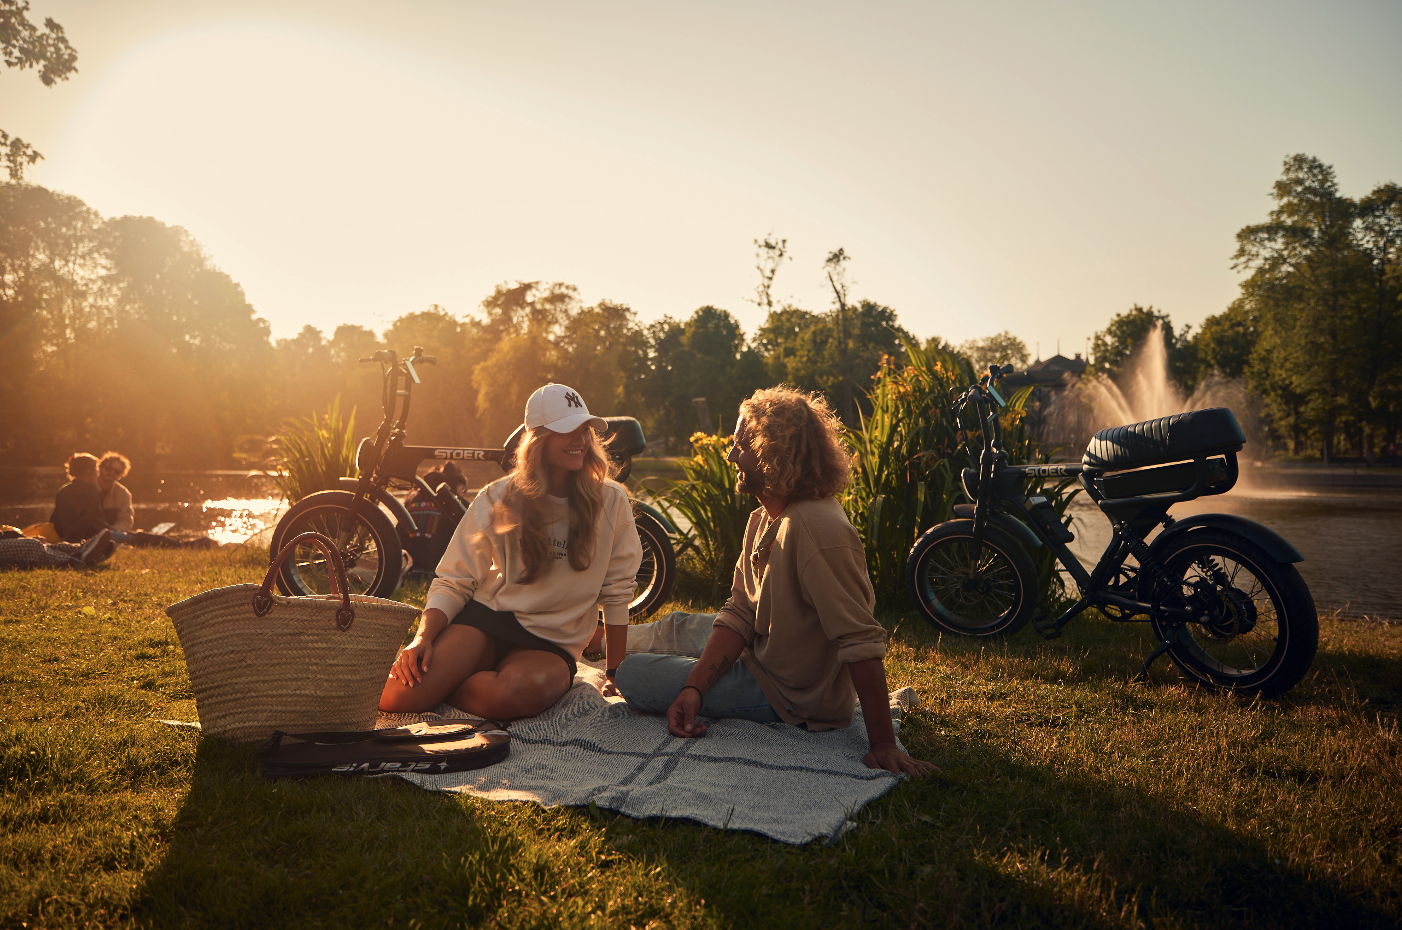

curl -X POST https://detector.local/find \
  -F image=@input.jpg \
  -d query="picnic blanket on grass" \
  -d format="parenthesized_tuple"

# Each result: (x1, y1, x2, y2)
(377, 664, 919, 845)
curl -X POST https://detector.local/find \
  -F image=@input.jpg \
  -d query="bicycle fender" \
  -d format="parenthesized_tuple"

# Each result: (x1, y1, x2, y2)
(336, 478, 417, 544)
(1151, 513, 1303, 563)
(631, 500, 678, 536)
(952, 504, 1042, 549)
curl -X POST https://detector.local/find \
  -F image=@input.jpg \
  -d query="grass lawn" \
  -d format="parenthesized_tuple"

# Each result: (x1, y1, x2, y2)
(2, 546, 1400, 928)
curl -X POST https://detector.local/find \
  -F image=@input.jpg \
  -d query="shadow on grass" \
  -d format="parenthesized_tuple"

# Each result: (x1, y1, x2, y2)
(136, 735, 514, 928)
(618, 729, 1397, 929)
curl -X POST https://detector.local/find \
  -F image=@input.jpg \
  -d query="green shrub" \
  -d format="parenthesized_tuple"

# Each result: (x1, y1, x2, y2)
(654, 432, 755, 601)
(264, 396, 359, 504)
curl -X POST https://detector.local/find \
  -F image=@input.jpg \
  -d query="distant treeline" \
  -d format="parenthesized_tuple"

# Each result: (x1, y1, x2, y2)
(0, 186, 953, 470)
(4, 152, 1395, 473)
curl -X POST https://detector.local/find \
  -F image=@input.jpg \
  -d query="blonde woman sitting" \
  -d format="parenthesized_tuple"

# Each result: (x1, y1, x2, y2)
(380, 384, 642, 721)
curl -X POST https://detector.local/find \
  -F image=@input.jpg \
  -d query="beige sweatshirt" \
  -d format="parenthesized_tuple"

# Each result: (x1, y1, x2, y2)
(713, 496, 887, 732)
(424, 477, 642, 659)
(100, 482, 134, 533)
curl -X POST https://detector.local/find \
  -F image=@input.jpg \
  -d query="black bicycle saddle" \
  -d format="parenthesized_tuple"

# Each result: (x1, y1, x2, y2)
(1082, 407, 1245, 471)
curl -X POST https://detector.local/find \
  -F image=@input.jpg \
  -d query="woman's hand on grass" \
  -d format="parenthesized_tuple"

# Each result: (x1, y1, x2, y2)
(863, 741, 938, 777)
(391, 638, 432, 687)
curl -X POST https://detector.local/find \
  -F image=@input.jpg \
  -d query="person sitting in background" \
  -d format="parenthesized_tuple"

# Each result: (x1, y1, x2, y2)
(90, 451, 218, 549)
(96, 452, 135, 536)
(50, 454, 109, 543)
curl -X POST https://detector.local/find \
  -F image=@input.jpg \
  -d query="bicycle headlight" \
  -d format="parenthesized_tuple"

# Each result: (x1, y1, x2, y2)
(355, 438, 377, 475)
(960, 467, 978, 502)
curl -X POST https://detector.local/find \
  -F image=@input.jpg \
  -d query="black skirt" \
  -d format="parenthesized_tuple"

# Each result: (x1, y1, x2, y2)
(448, 599, 577, 677)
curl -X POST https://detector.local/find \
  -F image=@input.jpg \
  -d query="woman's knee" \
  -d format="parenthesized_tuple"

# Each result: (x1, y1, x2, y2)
(487, 660, 571, 717)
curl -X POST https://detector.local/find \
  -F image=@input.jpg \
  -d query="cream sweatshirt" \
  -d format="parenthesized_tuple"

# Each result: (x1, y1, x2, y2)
(424, 477, 642, 659)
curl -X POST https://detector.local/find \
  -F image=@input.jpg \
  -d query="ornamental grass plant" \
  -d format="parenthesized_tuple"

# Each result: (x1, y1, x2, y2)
(654, 432, 755, 600)
(262, 396, 360, 504)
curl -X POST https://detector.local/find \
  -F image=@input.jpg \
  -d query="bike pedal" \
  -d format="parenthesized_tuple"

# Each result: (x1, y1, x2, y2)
(1032, 613, 1062, 640)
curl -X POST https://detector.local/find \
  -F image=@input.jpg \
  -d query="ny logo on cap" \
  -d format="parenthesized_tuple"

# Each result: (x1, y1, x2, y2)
(564, 391, 583, 408)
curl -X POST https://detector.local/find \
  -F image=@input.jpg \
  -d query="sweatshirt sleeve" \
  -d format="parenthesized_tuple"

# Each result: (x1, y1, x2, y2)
(799, 543, 887, 664)
(111, 484, 134, 533)
(423, 487, 498, 619)
(597, 488, 643, 626)
(712, 512, 760, 645)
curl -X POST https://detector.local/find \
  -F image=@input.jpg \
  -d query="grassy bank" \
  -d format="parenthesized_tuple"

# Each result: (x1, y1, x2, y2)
(2, 548, 1400, 928)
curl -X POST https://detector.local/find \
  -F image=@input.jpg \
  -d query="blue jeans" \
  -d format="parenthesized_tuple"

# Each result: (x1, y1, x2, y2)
(616, 612, 781, 724)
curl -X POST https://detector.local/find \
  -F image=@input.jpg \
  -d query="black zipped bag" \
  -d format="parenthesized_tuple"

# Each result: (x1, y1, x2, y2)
(257, 719, 510, 779)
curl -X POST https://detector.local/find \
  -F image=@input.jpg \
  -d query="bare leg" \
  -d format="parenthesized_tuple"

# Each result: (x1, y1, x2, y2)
(446, 648, 573, 721)
(378, 625, 498, 713)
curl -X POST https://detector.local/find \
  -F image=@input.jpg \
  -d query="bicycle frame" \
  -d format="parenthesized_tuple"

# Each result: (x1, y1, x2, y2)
(954, 367, 1242, 640)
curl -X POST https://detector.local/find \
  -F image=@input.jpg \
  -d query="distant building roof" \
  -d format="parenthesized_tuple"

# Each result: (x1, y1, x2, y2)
(1002, 353, 1088, 392)
(1028, 353, 1088, 375)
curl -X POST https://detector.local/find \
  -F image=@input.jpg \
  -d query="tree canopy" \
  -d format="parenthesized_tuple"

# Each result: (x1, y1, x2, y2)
(0, 1, 77, 180)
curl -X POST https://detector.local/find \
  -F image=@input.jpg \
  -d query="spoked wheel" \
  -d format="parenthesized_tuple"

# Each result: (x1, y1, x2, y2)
(630, 511, 677, 619)
(270, 491, 403, 599)
(1143, 529, 1317, 697)
(906, 519, 1037, 636)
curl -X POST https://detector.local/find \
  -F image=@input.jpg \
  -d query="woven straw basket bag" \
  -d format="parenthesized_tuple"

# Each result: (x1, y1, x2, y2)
(166, 531, 420, 743)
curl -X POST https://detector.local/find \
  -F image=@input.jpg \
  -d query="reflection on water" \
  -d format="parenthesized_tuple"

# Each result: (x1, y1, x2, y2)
(194, 498, 284, 544)
(1066, 488, 1402, 621)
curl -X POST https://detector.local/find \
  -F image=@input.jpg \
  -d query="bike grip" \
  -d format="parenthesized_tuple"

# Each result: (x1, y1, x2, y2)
(419, 355, 437, 365)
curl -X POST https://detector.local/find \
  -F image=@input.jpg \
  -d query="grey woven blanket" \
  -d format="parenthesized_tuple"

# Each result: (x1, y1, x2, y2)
(378, 666, 918, 845)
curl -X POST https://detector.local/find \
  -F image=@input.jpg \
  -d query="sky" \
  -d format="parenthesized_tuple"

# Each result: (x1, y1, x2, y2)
(7, 0, 1401, 357)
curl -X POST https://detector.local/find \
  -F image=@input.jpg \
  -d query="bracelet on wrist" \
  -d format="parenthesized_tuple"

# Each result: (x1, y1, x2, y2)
(605, 668, 617, 679)
(679, 684, 703, 699)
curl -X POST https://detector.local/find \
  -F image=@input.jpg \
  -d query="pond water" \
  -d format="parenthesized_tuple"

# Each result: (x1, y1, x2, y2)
(1065, 487, 1402, 621)
(5, 467, 1397, 619)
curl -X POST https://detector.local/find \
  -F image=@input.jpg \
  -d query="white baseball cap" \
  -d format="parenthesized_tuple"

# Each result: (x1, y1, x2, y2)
(524, 383, 607, 433)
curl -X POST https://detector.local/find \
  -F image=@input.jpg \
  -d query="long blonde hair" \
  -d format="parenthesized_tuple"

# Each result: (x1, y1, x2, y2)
(490, 426, 617, 584)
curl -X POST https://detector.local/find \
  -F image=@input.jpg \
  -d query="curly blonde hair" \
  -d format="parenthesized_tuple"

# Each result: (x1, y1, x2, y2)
(740, 386, 851, 500)
(490, 425, 617, 584)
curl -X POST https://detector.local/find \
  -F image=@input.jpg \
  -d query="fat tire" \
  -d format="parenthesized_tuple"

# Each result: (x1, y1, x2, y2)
(631, 511, 677, 619)
(270, 491, 403, 599)
(906, 519, 1038, 636)
(1143, 528, 1317, 697)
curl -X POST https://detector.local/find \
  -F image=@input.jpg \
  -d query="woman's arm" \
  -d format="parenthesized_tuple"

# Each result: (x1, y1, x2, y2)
(422, 486, 498, 620)
(389, 607, 451, 686)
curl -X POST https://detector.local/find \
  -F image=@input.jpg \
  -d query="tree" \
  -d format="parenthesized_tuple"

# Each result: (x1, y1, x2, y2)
(638, 306, 767, 445)
(959, 331, 1030, 373)
(0, 182, 103, 462)
(1090, 304, 1196, 390)
(1239, 154, 1402, 462)
(1191, 300, 1258, 380)
(1, 1, 77, 180)
(748, 235, 787, 313)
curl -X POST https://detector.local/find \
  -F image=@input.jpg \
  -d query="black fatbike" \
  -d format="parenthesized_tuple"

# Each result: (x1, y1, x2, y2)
(269, 347, 678, 618)
(906, 364, 1318, 697)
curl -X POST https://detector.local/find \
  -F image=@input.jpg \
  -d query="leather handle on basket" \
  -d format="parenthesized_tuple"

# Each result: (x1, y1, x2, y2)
(255, 531, 356, 631)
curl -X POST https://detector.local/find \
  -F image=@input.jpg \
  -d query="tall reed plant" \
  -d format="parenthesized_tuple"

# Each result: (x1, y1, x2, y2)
(265, 396, 359, 504)
(656, 432, 754, 597)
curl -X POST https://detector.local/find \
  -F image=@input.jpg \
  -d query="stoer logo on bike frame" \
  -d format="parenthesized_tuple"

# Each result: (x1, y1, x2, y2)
(434, 449, 490, 461)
